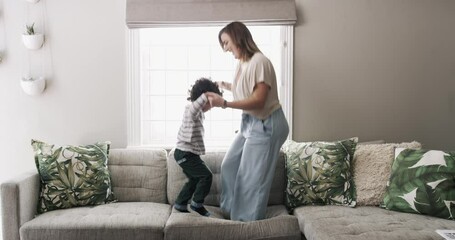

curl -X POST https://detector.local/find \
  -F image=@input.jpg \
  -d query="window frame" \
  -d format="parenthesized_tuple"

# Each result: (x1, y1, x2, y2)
(127, 26, 293, 148)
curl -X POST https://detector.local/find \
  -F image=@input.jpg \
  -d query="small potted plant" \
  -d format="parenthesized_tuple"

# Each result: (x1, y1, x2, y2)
(22, 22, 44, 50)
(20, 76, 46, 96)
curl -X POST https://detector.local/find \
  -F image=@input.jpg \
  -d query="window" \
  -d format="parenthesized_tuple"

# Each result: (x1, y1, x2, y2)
(127, 25, 293, 148)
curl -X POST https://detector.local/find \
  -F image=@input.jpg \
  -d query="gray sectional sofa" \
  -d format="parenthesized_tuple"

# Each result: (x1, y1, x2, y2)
(2, 147, 455, 240)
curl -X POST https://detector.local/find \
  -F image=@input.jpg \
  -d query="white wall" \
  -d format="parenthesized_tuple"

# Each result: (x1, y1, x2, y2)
(0, 1, 127, 234)
(0, 0, 127, 185)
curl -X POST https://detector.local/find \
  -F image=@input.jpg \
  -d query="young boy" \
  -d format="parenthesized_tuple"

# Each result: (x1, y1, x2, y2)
(173, 77, 222, 217)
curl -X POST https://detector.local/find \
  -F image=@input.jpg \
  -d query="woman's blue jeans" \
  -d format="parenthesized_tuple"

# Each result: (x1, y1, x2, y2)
(220, 108, 289, 221)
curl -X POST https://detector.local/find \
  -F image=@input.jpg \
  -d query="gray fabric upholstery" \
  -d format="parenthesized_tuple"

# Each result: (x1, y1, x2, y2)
(1, 171, 39, 240)
(20, 202, 171, 240)
(108, 148, 168, 203)
(164, 205, 300, 240)
(167, 148, 286, 206)
(294, 205, 455, 240)
(7, 147, 451, 240)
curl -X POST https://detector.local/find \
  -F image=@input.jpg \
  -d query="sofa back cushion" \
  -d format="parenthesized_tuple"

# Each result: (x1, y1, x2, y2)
(108, 148, 168, 203)
(167, 149, 286, 206)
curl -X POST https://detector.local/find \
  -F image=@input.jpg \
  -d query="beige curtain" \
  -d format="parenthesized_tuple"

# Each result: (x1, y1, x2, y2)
(126, 0, 297, 28)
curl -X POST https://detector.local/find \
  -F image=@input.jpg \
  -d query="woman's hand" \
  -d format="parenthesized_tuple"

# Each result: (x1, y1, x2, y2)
(206, 92, 224, 108)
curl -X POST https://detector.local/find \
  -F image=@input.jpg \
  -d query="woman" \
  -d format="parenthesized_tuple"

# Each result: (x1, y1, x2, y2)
(206, 21, 289, 221)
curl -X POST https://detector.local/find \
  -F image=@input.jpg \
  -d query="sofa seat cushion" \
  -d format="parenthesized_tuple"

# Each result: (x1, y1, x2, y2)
(164, 205, 300, 240)
(294, 205, 455, 240)
(19, 202, 171, 240)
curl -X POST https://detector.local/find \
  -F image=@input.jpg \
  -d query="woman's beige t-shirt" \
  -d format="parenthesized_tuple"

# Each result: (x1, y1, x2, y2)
(232, 52, 281, 120)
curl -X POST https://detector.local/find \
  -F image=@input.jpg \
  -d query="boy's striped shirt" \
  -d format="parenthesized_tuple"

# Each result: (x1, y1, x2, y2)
(176, 94, 208, 155)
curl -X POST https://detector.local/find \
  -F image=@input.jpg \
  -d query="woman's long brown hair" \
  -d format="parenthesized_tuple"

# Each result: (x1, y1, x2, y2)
(218, 21, 261, 61)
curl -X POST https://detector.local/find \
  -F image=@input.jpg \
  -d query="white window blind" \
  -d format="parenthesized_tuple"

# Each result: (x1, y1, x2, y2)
(126, 0, 297, 28)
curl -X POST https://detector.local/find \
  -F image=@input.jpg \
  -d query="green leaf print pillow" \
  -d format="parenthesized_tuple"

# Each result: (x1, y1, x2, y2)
(282, 137, 358, 211)
(32, 139, 117, 214)
(382, 148, 455, 220)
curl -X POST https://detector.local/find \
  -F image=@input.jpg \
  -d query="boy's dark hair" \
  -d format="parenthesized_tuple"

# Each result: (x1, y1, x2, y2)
(188, 78, 223, 101)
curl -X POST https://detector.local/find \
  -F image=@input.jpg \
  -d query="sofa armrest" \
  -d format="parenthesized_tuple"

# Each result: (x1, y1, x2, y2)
(1, 171, 40, 240)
